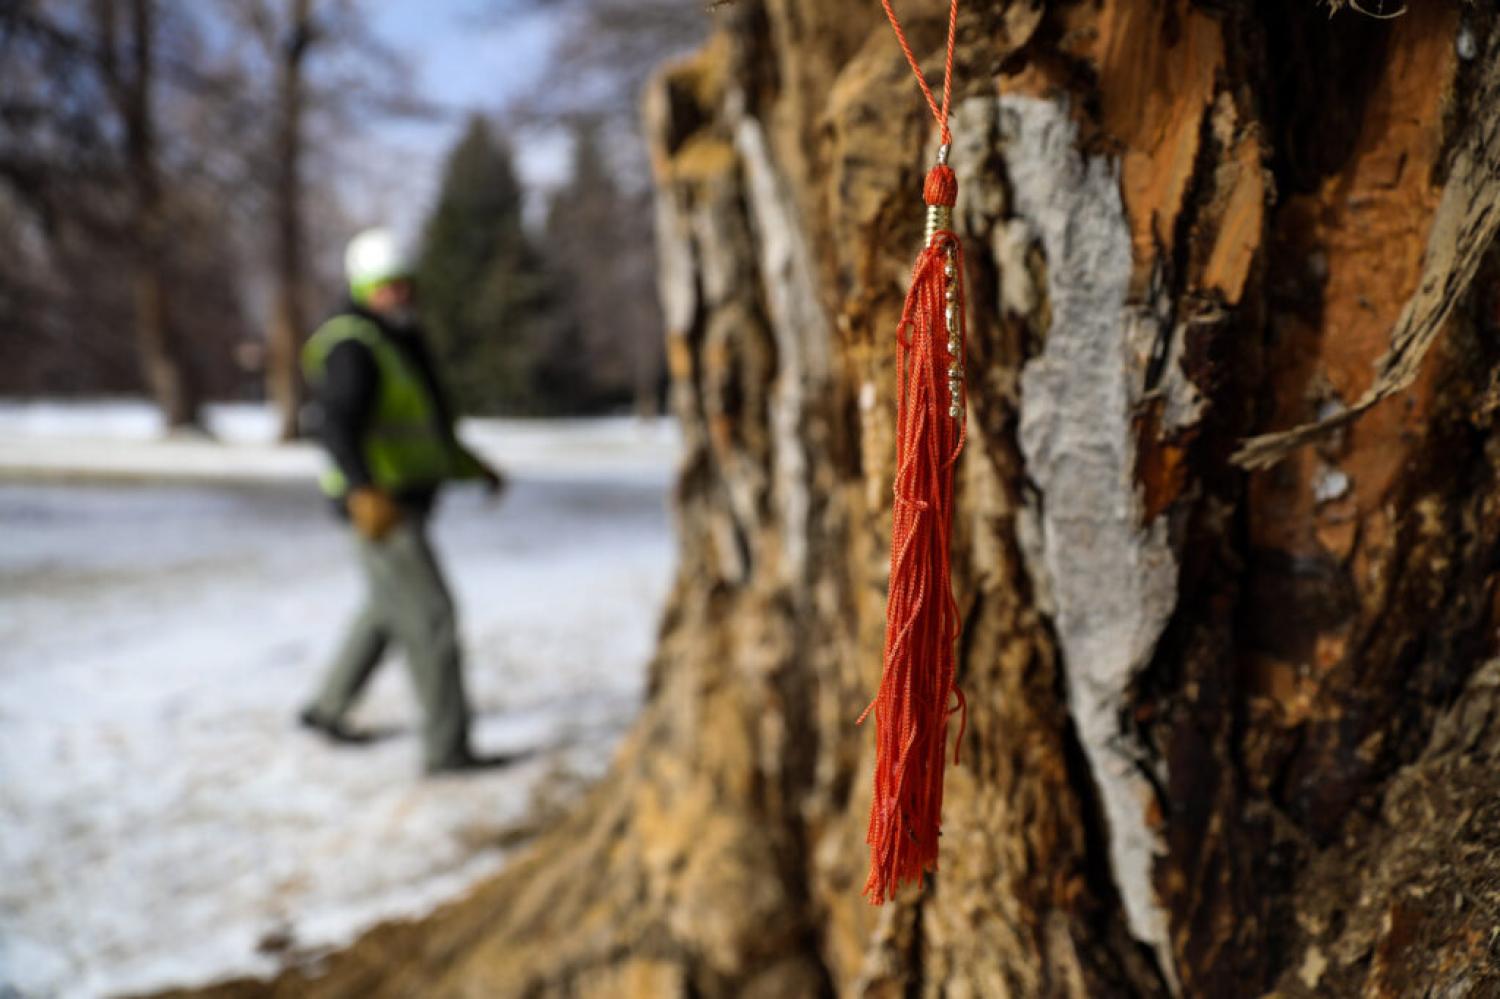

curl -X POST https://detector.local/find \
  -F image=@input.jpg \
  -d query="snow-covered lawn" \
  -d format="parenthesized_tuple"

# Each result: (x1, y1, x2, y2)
(0, 403, 679, 998)
(0, 400, 680, 484)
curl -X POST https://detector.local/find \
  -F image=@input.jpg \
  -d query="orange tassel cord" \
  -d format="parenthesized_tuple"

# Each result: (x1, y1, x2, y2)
(860, 0, 968, 905)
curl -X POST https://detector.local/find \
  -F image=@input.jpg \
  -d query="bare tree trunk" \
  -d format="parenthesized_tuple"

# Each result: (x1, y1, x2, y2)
(101, 0, 203, 431)
(176, 2, 1500, 996)
(268, 0, 313, 441)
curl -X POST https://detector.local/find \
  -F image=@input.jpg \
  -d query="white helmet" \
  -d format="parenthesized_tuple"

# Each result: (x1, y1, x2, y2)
(344, 227, 414, 299)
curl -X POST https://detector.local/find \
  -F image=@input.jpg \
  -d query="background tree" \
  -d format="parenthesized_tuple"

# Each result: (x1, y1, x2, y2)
(0, 0, 415, 423)
(417, 116, 562, 414)
(494, 0, 709, 418)
(0, 1, 258, 415)
(267, 0, 315, 441)
(97, 0, 203, 428)
(494, 0, 706, 127)
(544, 117, 665, 414)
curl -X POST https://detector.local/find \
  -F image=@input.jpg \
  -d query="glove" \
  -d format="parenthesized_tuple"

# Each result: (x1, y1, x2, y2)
(347, 487, 402, 541)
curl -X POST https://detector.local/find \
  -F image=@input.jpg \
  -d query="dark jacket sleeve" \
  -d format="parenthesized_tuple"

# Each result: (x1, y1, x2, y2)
(318, 338, 379, 490)
(401, 330, 459, 437)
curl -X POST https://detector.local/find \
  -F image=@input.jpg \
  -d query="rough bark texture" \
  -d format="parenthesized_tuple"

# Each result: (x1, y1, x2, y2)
(183, 1, 1500, 996)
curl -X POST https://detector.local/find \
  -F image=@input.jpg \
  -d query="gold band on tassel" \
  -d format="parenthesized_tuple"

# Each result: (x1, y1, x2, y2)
(924, 204, 953, 244)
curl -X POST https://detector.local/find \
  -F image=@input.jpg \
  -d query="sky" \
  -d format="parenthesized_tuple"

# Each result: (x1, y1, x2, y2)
(354, 1, 573, 241)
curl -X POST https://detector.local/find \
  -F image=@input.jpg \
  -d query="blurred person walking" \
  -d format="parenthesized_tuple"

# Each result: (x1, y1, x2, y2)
(298, 227, 506, 775)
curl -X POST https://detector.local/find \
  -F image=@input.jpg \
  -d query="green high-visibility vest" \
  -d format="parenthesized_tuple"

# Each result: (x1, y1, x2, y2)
(302, 314, 463, 498)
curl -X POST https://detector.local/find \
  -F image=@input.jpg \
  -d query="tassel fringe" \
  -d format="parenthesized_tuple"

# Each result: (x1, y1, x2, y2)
(861, 164, 968, 905)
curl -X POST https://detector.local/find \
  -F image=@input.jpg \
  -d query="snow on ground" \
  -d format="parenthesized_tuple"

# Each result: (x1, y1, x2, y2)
(0, 403, 679, 998)
(0, 400, 680, 484)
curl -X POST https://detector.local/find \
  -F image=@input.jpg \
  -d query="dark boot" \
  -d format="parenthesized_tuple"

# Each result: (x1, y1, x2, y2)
(298, 706, 378, 745)
(423, 747, 524, 776)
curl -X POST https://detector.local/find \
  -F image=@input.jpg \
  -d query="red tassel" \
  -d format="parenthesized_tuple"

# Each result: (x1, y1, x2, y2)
(860, 163, 968, 904)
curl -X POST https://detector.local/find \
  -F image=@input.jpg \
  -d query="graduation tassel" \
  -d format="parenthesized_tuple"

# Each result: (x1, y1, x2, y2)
(859, 0, 968, 906)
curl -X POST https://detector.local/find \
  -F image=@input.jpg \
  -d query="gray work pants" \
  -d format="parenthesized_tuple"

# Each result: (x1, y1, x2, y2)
(311, 519, 470, 768)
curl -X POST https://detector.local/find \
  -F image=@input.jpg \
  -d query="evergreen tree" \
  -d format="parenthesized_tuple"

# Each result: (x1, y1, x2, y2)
(417, 115, 559, 414)
(543, 118, 665, 414)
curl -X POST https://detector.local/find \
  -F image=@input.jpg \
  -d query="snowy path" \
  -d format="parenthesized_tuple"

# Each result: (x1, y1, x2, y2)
(0, 412, 677, 998)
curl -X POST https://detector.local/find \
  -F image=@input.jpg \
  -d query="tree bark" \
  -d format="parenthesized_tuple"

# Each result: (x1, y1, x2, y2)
(184, 1, 1500, 996)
